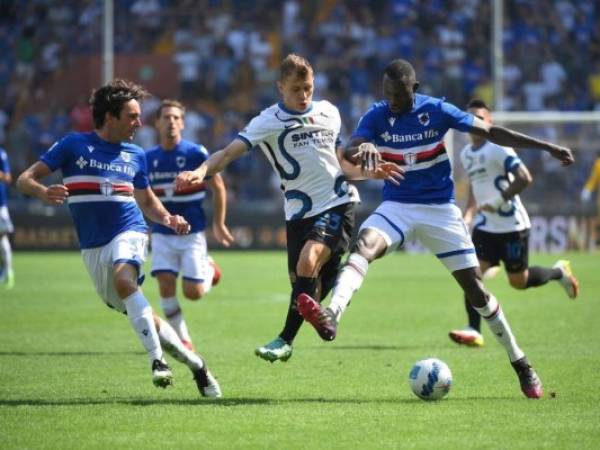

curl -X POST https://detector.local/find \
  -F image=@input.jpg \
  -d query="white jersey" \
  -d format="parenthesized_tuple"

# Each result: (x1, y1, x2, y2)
(238, 100, 358, 221)
(459, 141, 530, 233)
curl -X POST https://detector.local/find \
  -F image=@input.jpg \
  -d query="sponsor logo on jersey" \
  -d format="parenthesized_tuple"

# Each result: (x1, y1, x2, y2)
(76, 156, 136, 177)
(87, 145, 94, 153)
(388, 117, 396, 127)
(379, 129, 439, 144)
(405, 152, 417, 166)
(76, 156, 88, 169)
(100, 179, 113, 196)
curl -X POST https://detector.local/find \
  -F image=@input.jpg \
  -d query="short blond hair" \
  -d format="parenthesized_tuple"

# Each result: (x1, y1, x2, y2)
(279, 54, 313, 81)
(156, 99, 186, 120)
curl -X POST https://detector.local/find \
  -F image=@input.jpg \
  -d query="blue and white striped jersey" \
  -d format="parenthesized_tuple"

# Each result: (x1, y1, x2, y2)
(40, 132, 148, 249)
(353, 94, 475, 204)
(146, 139, 209, 235)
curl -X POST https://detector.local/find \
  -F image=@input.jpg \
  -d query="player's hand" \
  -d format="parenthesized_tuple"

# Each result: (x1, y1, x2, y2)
(368, 161, 405, 185)
(163, 214, 191, 235)
(353, 142, 381, 172)
(44, 184, 69, 205)
(213, 223, 235, 247)
(175, 167, 206, 192)
(548, 144, 574, 166)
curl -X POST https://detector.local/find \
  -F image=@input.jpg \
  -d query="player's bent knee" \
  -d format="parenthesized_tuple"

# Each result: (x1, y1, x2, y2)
(352, 230, 387, 262)
(114, 277, 138, 299)
(508, 277, 527, 290)
(183, 285, 205, 301)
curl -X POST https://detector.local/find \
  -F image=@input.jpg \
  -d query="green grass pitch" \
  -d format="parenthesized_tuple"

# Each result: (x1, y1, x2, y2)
(1, 251, 598, 449)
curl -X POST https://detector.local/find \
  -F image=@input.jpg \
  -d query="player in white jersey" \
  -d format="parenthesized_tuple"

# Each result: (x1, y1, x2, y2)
(449, 99, 579, 347)
(17, 80, 221, 397)
(147, 99, 233, 352)
(176, 54, 401, 363)
(297, 59, 575, 399)
(0, 147, 14, 289)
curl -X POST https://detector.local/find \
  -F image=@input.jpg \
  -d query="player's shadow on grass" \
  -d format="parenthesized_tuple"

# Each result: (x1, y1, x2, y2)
(0, 350, 141, 357)
(0, 396, 513, 407)
(303, 344, 424, 351)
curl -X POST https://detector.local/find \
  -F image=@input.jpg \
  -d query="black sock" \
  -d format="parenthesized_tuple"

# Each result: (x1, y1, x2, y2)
(525, 266, 562, 288)
(279, 276, 318, 344)
(465, 293, 481, 332)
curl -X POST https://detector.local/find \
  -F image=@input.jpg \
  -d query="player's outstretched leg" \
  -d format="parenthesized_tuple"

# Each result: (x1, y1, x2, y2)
(155, 316, 222, 397)
(511, 356, 543, 399)
(553, 260, 579, 299)
(297, 293, 338, 341)
(193, 357, 222, 398)
(255, 336, 293, 363)
(161, 296, 194, 351)
(124, 291, 173, 388)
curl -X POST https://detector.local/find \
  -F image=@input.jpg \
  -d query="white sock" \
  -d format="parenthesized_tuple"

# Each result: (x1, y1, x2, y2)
(156, 316, 204, 371)
(0, 235, 12, 273)
(203, 261, 214, 294)
(328, 253, 369, 322)
(160, 296, 192, 344)
(124, 291, 163, 364)
(474, 294, 524, 362)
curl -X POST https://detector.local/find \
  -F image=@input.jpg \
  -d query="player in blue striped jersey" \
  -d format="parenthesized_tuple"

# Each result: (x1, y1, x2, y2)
(17, 80, 221, 397)
(0, 147, 14, 289)
(298, 59, 575, 399)
(146, 99, 233, 352)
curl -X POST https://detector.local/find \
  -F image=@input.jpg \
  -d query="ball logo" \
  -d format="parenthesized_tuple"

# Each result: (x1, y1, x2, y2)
(405, 152, 417, 166)
(100, 180, 113, 196)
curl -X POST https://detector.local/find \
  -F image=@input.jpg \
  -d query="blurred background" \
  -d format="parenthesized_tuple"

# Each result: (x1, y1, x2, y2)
(1, 0, 599, 251)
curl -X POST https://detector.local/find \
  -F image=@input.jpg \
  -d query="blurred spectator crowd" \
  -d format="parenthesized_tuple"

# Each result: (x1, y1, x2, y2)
(1, 0, 599, 206)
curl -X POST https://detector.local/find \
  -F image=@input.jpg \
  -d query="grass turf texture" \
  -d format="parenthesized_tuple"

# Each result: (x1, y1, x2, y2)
(1, 251, 598, 449)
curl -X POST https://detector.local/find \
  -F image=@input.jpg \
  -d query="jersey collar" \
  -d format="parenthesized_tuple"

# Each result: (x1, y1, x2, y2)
(278, 102, 313, 115)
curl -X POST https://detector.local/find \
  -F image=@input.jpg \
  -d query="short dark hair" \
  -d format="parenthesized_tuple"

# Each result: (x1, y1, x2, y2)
(156, 99, 186, 120)
(89, 79, 149, 128)
(384, 59, 416, 81)
(466, 98, 490, 110)
(280, 54, 313, 81)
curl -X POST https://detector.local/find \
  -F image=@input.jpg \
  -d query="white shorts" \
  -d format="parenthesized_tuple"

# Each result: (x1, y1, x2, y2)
(360, 201, 478, 272)
(81, 230, 148, 313)
(0, 206, 13, 234)
(151, 232, 210, 284)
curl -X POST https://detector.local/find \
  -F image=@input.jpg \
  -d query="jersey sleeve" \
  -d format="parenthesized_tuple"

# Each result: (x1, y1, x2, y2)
(351, 105, 378, 141)
(133, 150, 150, 189)
(441, 100, 475, 132)
(40, 134, 75, 171)
(492, 145, 522, 174)
(237, 112, 272, 150)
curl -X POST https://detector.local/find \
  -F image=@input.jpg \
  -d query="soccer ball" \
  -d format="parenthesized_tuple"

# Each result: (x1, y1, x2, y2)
(408, 358, 452, 401)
